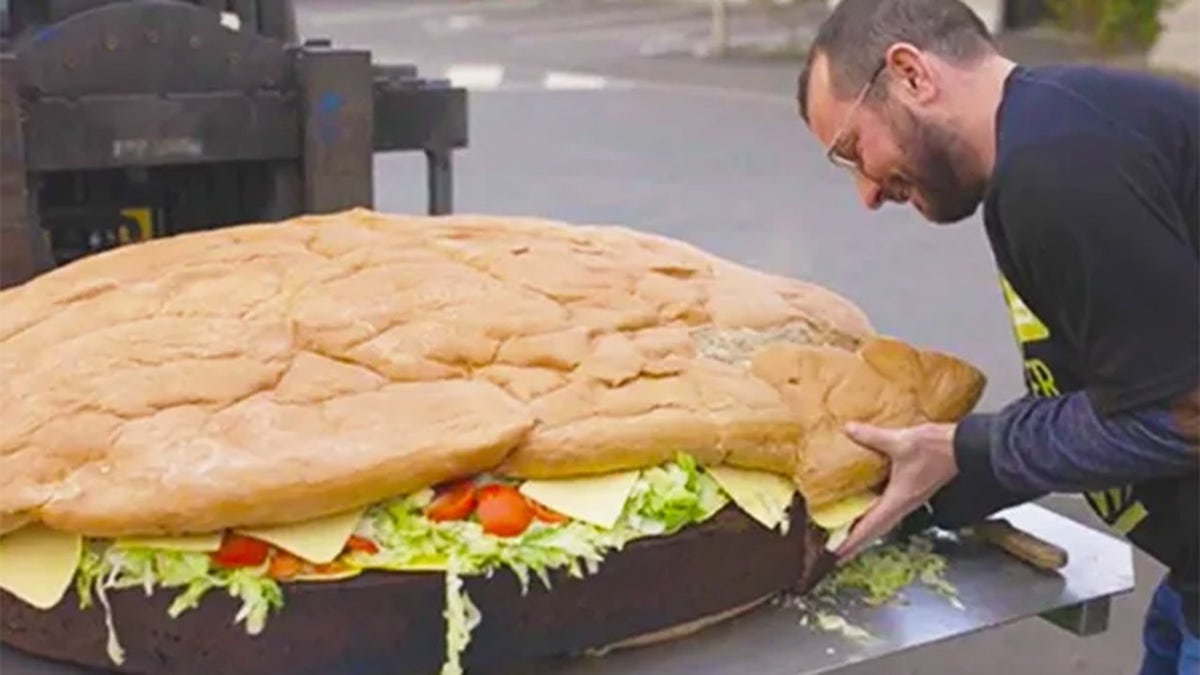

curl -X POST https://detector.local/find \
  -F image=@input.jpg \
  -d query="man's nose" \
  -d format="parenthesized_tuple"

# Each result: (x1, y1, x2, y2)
(854, 173, 884, 210)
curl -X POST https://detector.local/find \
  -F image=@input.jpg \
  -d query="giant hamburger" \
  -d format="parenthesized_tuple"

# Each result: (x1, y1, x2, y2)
(0, 209, 985, 674)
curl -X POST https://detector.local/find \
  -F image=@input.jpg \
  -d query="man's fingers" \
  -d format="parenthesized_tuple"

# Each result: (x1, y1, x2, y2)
(833, 488, 912, 563)
(844, 422, 902, 456)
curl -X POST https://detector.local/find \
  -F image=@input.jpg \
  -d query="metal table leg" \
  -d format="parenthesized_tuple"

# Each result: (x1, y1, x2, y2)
(426, 148, 453, 215)
(1040, 596, 1113, 636)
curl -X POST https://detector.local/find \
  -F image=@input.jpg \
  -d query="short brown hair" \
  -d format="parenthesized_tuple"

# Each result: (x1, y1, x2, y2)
(796, 0, 996, 122)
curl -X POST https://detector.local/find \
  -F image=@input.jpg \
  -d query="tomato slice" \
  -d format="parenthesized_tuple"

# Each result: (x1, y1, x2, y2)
(344, 535, 379, 555)
(210, 534, 270, 568)
(528, 499, 569, 524)
(475, 484, 534, 537)
(268, 551, 303, 580)
(425, 480, 477, 522)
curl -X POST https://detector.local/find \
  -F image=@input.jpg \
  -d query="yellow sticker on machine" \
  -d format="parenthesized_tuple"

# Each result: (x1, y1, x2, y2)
(119, 207, 155, 243)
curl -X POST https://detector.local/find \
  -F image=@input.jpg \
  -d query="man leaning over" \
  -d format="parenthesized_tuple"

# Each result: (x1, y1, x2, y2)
(795, 0, 1199, 672)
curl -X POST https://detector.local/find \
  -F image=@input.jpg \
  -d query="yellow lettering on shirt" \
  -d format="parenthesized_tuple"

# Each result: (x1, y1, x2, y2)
(996, 275, 1146, 537)
(1024, 358, 1061, 397)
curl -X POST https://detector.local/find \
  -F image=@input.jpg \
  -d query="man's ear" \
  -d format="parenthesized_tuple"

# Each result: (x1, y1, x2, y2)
(883, 43, 937, 105)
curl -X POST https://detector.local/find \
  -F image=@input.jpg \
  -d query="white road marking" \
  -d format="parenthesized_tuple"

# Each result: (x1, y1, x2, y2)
(504, 9, 705, 44)
(422, 13, 485, 34)
(457, 2, 699, 36)
(300, 0, 544, 26)
(433, 65, 788, 102)
(435, 64, 642, 93)
(448, 14, 484, 31)
(443, 64, 506, 91)
(542, 71, 613, 91)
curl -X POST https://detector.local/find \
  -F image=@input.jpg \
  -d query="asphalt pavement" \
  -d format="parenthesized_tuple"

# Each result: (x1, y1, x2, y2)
(290, 1, 1165, 673)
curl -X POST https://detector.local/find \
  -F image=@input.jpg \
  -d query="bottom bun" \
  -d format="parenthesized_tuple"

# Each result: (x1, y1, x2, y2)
(0, 500, 832, 675)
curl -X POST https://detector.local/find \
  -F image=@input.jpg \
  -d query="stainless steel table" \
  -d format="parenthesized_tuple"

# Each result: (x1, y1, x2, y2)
(0, 503, 1135, 675)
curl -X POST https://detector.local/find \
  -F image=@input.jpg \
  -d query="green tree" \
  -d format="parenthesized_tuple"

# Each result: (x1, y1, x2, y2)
(1044, 0, 1178, 51)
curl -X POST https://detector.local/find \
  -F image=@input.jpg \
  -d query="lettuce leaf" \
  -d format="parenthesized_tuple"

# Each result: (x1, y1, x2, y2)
(814, 535, 960, 608)
(621, 452, 728, 536)
(353, 453, 727, 590)
(66, 453, 731, 673)
(353, 493, 634, 593)
(351, 453, 730, 673)
(440, 564, 481, 675)
(73, 543, 282, 664)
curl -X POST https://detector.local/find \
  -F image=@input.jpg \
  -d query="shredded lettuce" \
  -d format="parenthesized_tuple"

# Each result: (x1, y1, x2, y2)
(351, 453, 730, 672)
(65, 453, 732, 673)
(72, 543, 282, 664)
(813, 612, 872, 642)
(779, 535, 961, 646)
(353, 453, 727, 593)
(355, 496, 634, 592)
(621, 452, 728, 537)
(815, 535, 960, 607)
(440, 564, 482, 675)
(55, 454, 972, 674)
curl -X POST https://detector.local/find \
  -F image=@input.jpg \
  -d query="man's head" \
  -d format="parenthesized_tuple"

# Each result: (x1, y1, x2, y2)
(797, 0, 1009, 224)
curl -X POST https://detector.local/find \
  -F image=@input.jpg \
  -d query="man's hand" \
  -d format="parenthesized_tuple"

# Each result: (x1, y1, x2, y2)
(833, 421, 959, 563)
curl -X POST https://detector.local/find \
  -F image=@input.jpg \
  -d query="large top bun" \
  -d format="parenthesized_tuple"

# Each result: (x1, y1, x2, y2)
(0, 209, 984, 538)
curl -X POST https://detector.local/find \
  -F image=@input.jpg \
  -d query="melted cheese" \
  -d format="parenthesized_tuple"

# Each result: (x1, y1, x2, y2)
(113, 533, 224, 552)
(809, 492, 878, 530)
(235, 508, 365, 564)
(518, 470, 641, 529)
(705, 465, 795, 530)
(360, 554, 448, 573)
(293, 567, 363, 582)
(825, 524, 851, 552)
(0, 525, 83, 610)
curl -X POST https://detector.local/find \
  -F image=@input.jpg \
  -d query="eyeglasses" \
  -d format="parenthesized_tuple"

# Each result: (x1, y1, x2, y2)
(824, 60, 887, 172)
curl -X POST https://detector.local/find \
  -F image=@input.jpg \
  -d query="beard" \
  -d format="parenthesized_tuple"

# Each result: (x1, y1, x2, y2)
(886, 105, 984, 224)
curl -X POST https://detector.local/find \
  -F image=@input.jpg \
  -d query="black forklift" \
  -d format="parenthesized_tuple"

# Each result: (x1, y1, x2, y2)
(0, 0, 469, 288)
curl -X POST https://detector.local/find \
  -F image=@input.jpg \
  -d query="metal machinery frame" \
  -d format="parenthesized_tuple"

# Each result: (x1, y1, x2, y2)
(0, 0, 469, 289)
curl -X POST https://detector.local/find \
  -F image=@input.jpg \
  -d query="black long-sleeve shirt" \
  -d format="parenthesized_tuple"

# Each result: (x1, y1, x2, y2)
(920, 64, 1200, 633)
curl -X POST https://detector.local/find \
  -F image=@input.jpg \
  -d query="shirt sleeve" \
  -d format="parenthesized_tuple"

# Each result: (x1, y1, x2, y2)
(920, 392, 1198, 530)
(957, 394, 1197, 489)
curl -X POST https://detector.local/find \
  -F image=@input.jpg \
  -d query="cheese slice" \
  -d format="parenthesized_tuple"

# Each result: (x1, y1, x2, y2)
(293, 567, 363, 582)
(518, 470, 641, 529)
(705, 465, 795, 530)
(360, 554, 448, 574)
(0, 524, 83, 610)
(809, 491, 878, 530)
(113, 532, 224, 552)
(234, 508, 365, 564)
(825, 524, 851, 552)
(391, 560, 448, 572)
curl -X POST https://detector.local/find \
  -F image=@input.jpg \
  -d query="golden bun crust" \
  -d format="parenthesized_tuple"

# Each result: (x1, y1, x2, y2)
(0, 209, 984, 537)
(749, 337, 985, 507)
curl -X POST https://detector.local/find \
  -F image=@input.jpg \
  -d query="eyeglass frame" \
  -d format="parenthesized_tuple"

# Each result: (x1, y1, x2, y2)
(824, 59, 889, 172)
